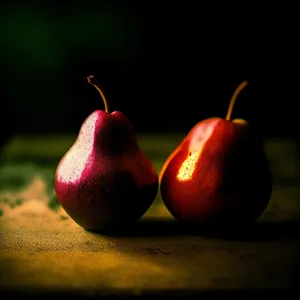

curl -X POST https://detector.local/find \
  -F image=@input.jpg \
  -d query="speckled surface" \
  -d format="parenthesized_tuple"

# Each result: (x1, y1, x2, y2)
(1, 135, 300, 297)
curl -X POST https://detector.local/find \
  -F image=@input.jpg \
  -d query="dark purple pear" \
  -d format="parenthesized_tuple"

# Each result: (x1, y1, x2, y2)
(55, 75, 158, 233)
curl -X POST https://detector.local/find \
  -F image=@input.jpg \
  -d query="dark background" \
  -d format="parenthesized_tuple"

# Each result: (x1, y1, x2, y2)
(0, 1, 299, 143)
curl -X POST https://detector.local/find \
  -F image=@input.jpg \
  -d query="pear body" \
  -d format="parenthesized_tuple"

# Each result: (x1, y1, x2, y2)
(159, 117, 272, 227)
(55, 110, 158, 233)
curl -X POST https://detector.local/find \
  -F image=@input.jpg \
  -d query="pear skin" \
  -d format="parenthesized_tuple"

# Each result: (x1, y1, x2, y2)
(159, 81, 272, 228)
(55, 76, 158, 233)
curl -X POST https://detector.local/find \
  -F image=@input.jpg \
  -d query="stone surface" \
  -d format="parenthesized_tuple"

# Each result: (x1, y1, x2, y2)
(0, 135, 300, 297)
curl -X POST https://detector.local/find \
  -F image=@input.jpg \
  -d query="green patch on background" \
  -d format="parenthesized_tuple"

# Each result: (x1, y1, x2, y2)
(48, 195, 61, 211)
(0, 163, 37, 192)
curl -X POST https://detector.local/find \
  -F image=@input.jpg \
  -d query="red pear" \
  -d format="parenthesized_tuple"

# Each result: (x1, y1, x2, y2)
(55, 75, 158, 233)
(159, 81, 272, 229)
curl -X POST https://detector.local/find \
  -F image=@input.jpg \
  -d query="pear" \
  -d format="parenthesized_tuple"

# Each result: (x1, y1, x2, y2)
(159, 81, 272, 229)
(55, 75, 158, 233)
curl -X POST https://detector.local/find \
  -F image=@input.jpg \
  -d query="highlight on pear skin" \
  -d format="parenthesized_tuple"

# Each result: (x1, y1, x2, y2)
(159, 81, 273, 229)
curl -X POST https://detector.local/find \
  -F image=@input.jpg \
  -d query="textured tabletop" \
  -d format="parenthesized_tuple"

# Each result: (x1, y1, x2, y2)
(1, 135, 300, 298)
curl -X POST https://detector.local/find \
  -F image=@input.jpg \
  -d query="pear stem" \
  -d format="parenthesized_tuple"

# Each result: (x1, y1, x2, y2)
(87, 75, 109, 113)
(225, 81, 248, 121)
